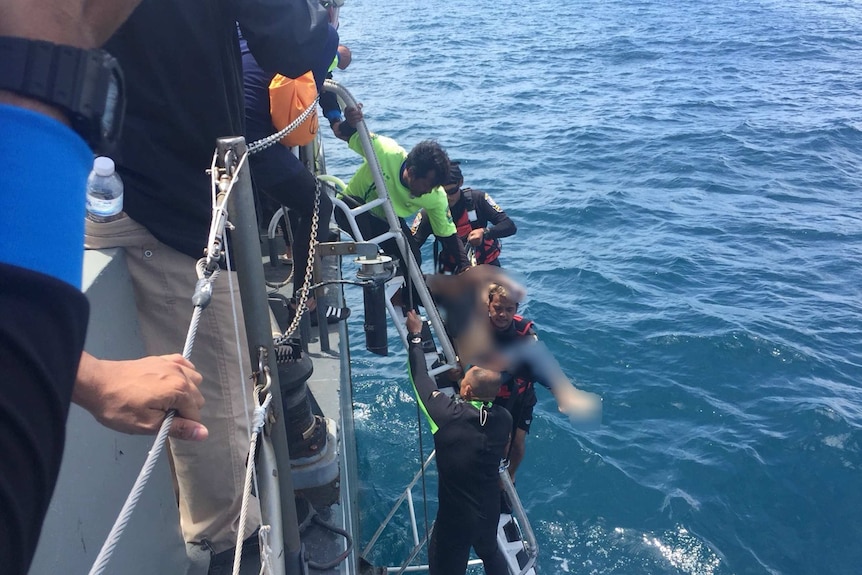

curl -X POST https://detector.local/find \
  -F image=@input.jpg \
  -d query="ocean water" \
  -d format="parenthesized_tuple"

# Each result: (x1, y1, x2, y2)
(320, 1, 862, 574)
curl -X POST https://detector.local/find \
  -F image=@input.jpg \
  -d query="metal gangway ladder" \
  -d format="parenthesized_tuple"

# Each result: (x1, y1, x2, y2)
(359, 451, 538, 575)
(321, 81, 538, 575)
(321, 81, 458, 377)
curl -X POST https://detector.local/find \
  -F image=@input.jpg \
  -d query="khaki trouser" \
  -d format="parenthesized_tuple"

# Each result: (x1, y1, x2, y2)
(85, 215, 261, 554)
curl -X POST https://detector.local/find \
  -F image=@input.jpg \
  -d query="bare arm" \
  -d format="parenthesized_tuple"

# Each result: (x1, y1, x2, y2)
(0, 0, 143, 47)
(73, 352, 208, 441)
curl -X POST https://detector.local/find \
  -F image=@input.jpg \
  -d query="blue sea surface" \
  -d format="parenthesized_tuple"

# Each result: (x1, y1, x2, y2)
(321, 1, 862, 573)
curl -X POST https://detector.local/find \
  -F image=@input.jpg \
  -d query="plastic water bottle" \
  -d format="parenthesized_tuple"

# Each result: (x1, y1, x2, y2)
(86, 156, 124, 223)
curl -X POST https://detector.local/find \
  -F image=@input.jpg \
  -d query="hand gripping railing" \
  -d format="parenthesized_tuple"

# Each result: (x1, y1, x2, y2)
(322, 80, 459, 372)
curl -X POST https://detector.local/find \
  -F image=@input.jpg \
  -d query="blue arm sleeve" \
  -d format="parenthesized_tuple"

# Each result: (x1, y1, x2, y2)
(0, 105, 91, 289)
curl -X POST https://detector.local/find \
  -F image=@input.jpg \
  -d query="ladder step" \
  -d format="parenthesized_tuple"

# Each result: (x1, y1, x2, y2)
(348, 197, 386, 216)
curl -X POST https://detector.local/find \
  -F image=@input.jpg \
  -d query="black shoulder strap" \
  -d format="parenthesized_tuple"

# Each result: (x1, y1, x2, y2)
(460, 187, 475, 210)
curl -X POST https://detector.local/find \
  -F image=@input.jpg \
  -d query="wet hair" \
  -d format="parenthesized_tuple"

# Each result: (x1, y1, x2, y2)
(488, 283, 509, 302)
(446, 161, 464, 187)
(405, 140, 451, 187)
(464, 366, 502, 400)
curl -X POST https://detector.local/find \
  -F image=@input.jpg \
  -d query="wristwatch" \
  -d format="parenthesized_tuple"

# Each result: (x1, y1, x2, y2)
(0, 36, 125, 154)
(407, 332, 423, 345)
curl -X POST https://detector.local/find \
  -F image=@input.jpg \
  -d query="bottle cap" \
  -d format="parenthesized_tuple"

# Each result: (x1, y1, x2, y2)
(93, 156, 115, 177)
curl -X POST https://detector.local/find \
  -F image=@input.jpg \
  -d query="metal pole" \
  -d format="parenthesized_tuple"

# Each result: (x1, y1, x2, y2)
(217, 136, 304, 573)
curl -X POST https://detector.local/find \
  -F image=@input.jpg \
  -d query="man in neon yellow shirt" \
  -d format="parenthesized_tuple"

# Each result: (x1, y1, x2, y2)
(334, 106, 469, 278)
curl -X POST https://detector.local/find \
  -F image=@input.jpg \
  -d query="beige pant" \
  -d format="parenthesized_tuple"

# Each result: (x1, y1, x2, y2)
(85, 216, 261, 554)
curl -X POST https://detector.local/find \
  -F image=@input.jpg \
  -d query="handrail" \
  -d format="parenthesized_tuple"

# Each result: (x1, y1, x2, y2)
(499, 463, 539, 575)
(362, 450, 437, 557)
(322, 80, 458, 370)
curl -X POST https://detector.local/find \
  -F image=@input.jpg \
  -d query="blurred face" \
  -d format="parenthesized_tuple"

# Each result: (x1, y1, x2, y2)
(488, 293, 517, 330)
(406, 167, 439, 197)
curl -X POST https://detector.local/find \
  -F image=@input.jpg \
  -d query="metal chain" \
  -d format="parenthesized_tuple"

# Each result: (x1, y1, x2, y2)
(247, 94, 320, 156)
(89, 112, 320, 573)
(245, 92, 325, 343)
(274, 175, 321, 344)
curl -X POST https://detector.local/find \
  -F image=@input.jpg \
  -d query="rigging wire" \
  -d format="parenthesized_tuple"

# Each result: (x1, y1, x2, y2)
(403, 234, 432, 559)
(414, 401, 432, 563)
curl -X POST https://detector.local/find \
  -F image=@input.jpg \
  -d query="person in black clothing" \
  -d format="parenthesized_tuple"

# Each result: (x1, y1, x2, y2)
(405, 310, 511, 575)
(0, 1, 208, 573)
(241, 27, 350, 323)
(488, 284, 540, 482)
(412, 162, 517, 273)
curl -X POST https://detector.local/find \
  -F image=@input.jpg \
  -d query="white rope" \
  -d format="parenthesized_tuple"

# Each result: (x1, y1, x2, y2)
(88, 264, 219, 575)
(219, 177, 266, 575)
(258, 525, 276, 575)
(223, 241, 254, 453)
(87, 411, 174, 575)
(88, 151, 239, 574)
(232, 383, 273, 575)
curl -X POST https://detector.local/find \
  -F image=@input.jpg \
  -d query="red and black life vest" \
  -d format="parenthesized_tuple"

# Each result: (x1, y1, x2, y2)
(438, 188, 501, 272)
(494, 315, 536, 401)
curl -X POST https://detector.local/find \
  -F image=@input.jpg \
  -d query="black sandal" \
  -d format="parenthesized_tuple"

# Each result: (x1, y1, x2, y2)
(310, 305, 351, 326)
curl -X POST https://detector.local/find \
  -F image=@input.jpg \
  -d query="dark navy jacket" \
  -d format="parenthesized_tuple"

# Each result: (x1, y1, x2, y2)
(240, 25, 338, 190)
(104, 0, 332, 259)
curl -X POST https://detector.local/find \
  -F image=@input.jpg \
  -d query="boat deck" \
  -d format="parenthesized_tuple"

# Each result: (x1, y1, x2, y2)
(257, 252, 361, 575)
